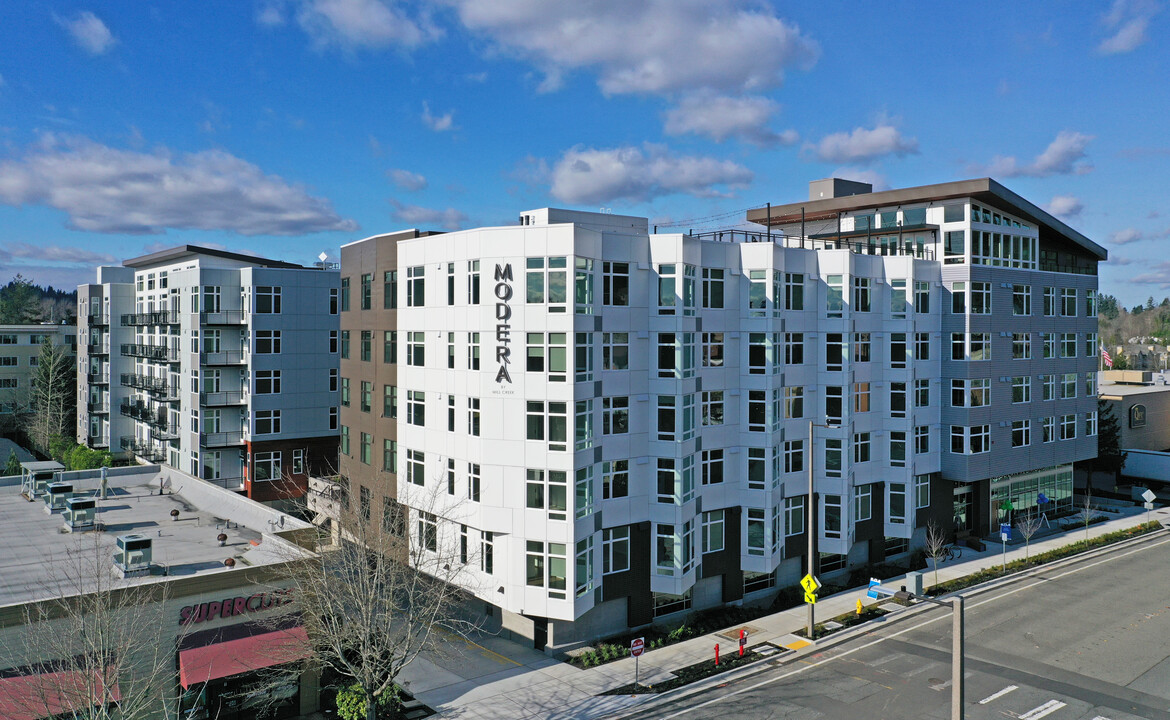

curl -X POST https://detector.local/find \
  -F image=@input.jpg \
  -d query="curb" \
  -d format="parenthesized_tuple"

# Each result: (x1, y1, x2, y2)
(600, 523, 1167, 719)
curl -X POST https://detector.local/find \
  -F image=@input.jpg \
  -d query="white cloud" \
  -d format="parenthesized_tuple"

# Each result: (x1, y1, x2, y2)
(1098, 0, 1160, 54)
(390, 201, 467, 230)
(1046, 194, 1084, 219)
(256, 3, 286, 26)
(827, 167, 890, 192)
(3, 242, 115, 264)
(663, 94, 797, 146)
(421, 102, 455, 132)
(388, 168, 427, 191)
(295, 0, 439, 50)
(1110, 255, 1135, 265)
(443, 0, 818, 96)
(549, 143, 753, 205)
(982, 131, 1095, 177)
(1110, 228, 1144, 244)
(57, 11, 117, 56)
(810, 124, 918, 164)
(0, 134, 358, 236)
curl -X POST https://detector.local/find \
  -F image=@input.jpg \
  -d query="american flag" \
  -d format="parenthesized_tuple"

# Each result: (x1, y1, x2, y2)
(1101, 344, 1113, 368)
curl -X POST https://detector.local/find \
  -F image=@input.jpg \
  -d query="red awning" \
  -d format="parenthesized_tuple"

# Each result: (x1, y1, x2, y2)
(179, 626, 310, 688)
(0, 669, 121, 720)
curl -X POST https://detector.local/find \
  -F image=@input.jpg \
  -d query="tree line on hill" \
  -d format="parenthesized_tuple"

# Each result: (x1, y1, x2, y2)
(0, 274, 77, 325)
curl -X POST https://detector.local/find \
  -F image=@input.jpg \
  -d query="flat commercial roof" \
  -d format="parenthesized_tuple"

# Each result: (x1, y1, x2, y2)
(1098, 372, 1170, 398)
(121, 245, 305, 270)
(0, 468, 309, 607)
(746, 177, 1107, 261)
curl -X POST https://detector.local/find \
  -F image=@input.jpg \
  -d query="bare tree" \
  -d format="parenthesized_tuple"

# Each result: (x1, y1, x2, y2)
(27, 337, 75, 455)
(271, 473, 480, 720)
(0, 536, 183, 720)
(1075, 490, 1098, 541)
(924, 520, 950, 589)
(1014, 511, 1043, 562)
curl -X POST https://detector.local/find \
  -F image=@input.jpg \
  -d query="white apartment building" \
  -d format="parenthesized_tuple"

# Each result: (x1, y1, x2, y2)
(0, 324, 77, 416)
(78, 246, 340, 504)
(340, 177, 1103, 649)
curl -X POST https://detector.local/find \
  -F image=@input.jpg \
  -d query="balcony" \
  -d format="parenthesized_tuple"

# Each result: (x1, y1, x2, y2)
(86, 313, 109, 326)
(120, 311, 176, 326)
(89, 434, 109, 449)
(121, 343, 180, 362)
(200, 390, 246, 406)
(199, 350, 246, 365)
(307, 476, 343, 521)
(203, 475, 245, 491)
(200, 310, 246, 325)
(87, 400, 109, 414)
(150, 424, 181, 442)
(87, 342, 109, 356)
(86, 372, 108, 385)
(119, 401, 152, 422)
(200, 431, 244, 448)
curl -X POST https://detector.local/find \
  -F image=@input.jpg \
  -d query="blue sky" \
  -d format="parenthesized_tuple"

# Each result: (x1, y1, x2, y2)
(0, 1, 1166, 306)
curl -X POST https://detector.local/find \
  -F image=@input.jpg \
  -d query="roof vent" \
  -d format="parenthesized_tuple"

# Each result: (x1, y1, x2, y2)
(114, 534, 153, 577)
(43, 482, 73, 515)
(64, 497, 97, 532)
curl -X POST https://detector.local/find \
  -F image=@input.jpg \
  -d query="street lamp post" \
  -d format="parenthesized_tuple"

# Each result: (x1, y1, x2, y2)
(896, 590, 965, 720)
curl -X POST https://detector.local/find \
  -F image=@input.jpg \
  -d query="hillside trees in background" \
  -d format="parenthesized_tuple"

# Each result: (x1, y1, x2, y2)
(0, 275, 77, 325)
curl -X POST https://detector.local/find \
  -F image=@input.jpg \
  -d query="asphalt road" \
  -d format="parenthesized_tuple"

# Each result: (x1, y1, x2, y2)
(627, 531, 1170, 720)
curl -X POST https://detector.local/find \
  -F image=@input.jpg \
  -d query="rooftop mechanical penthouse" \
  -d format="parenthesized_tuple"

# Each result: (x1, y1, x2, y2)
(335, 177, 1104, 651)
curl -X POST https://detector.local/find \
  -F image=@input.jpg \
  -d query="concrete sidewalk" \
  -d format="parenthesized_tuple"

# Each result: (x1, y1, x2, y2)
(398, 505, 1168, 720)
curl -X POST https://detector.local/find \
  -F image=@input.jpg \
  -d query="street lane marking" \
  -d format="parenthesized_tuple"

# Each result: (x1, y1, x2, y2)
(647, 534, 1170, 720)
(978, 685, 1018, 704)
(1091, 716, 1113, 720)
(1019, 700, 1067, 719)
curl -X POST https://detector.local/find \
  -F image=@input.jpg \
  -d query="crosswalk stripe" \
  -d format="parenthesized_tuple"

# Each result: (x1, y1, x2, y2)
(1090, 716, 1112, 720)
(1019, 700, 1067, 719)
(978, 685, 1018, 704)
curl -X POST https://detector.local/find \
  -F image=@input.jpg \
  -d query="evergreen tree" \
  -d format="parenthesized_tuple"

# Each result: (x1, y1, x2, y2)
(1095, 399, 1126, 475)
(0, 275, 42, 324)
(28, 337, 76, 455)
(3, 449, 21, 477)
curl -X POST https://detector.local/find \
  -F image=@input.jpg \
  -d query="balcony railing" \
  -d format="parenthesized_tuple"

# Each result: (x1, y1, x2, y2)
(89, 434, 109, 449)
(87, 343, 109, 355)
(121, 343, 181, 362)
(86, 372, 108, 385)
(150, 424, 181, 442)
(87, 400, 109, 414)
(200, 390, 246, 406)
(199, 350, 246, 365)
(203, 475, 245, 491)
(120, 373, 171, 394)
(200, 310, 246, 325)
(119, 401, 152, 422)
(200, 431, 244, 448)
(86, 313, 109, 326)
(120, 311, 176, 326)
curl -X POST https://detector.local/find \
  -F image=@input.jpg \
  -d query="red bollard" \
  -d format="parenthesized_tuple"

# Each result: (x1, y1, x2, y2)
(739, 628, 746, 657)
(715, 643, 720, 666)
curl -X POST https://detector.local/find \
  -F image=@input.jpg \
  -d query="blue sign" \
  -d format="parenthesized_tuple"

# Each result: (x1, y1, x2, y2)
(1037, 492, 1049, 504)
(867, 578, 880, 600)
(1000, 523, 1011, 540)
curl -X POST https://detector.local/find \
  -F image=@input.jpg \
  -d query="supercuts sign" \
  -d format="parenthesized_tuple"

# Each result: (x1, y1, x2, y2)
(179, 588, 294, 625)
(495, 263, 514, 383)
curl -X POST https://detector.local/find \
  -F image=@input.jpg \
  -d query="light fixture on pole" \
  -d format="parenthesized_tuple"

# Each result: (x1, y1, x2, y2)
(895, 590, 964, 720)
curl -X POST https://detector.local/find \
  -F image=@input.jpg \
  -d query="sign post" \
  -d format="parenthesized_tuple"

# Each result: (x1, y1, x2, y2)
(1143, 489, 1157, 526)
(1000, 522, 1011, 571)
(801, 573, 821, 639)
(631, 637, 644, 686)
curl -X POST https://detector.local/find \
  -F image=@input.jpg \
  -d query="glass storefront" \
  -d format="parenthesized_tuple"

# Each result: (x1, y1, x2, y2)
(989, 464, 1074, 527)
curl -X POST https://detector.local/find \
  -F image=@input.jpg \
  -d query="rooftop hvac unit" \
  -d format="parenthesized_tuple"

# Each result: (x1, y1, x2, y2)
(64, 497, 97, 532)
(43, 482, 74, 514)
(114, 534, 153, 576)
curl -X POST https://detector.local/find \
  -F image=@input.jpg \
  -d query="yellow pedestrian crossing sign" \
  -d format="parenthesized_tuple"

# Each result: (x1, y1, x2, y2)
(804, 590, 817, 604)
(800, 573, 821, 594)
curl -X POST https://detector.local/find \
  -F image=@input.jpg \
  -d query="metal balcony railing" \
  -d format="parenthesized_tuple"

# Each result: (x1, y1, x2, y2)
(200, 431, 245, 448)
(89, 434, 109, 448)
(150, 424, 180, 442)
(120, 311, 176, 326)
(86, 313, 109, 326)
(203, 475, 245, 491)
(199, 350, 246, 365)
(87, 400, 109, 414)
(120, 343, 181, 362)
(86, 372, 108, 385)
(87, 343, 109, 355)
(199, 310, 246, 325)
(199, 390, 246, 406)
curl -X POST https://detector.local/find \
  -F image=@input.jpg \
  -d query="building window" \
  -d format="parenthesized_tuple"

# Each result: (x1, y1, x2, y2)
(602, 396, 630, 434)
(702, 268, 724, 308)
(970, 282, 991, 314)
(852, 277, 871, 312)
(702, 332, 724, 367)
(853, 332, 871, 363)
(407, 449, 425, 486)
(1085, 411, 1098, 436)
(915, 378, 930, 407)
(602, 262, 629, 306)
(603, 527, 630, 574)
(575, 399, 593, 450)
(748, 390, 767, 431)
(1060, 414, 1077, 440)
(1085, 289, 1098, 316)
(658, 333, 680, 377)
(575, 331, 594, 382)
(1042, 333, 1056, 359)
(826, 333, 845, 371)
(944, 230, 965, 260)
(468, 397, 481, 436)
(825, 386, 843, 424)
(658, 264, 678, 315)
(383, 385, 397, 418)
(1012, 376, 1031, 404)
(447, 332, 455, 369)
(853, 382, 870, 413)
(357, 274, 371, 310)
(890, 382, 907, 418)
(526, 401, 568, 451)
(407, 332, 425, 367)
(1012, 333, 1031, 360)
(480, 531, 494, 574)
(1012, 420, 1031, 447)
(602, 459, 629, 499)
(382, 497, 404, 536)
(915, 473, 930, 509)
(1041, 374, 1056, 401)
(360, 432, 372, 465)
(574, 257, 594, 314)
(329, 288, 339, 314)
(1013, 284, 1031, 315)
(853, 432, 871, 463)
(823, 495, 842, 539)
(407, 390, 425, 426)
(951, 281, 966, 314)
(747, 333, 768, 374)
(826, 274, 844, 317)
(340, 425, 350, 455)
(701, 510, 725, 554)
(890, 279, 907, 316)
(360, 381, 372, 413)
(527, 332, 568, 382)
(970, 333, 991, 361)
(1061, 373, 1077, 399)
(329, 407, 338, 430)
(890, 432, 906, 467)
(468, 463, 481, 502)
(701, 449, 724, 485)
(526, 469, 569, 521)
(785, 497, 805, 536)
(950, 425, 990, 454)
(783, 386, 803, 419)
(254, 410, 280, 435)
(339, 330, 350, 359)
(382, 439, 396, 473)
(602, 332, 629, 370)
(253, 451, 281, 481)
(1061, 333, 1077, 359)
(1042, 416, 1056, 442)
(889, 483, 907, 524)
(340, 277, 350, 311)
(417, 512, 437, 552)
(951, 379, 991, 408)
(783, 440, 804, 473)
(890, 333, 907, 368)
(468, 332, 481, 370)
(1060, 288, 1077, 316)
(255, 370, 280, 394)
(853, 485, 872, 523)
(406, 266, 425, 307)
(1043, 286, 1056, 316)
(785, 332, 804, 364)
(914, 425, 930, 454)
(384, 270, 397, 309)
(254, 286, 282, 314)
(255, 330, 281, 354)
(1085, 372, 1097, 397)
(656, 396, 677, 441)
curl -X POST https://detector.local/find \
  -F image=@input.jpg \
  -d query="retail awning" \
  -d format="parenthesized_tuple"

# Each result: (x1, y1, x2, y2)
(179, 626, 310, 688)
(0, 669, 120, 720)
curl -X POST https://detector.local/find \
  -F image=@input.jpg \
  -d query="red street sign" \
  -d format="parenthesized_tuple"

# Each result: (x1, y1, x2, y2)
(631, 637, 645, 657)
